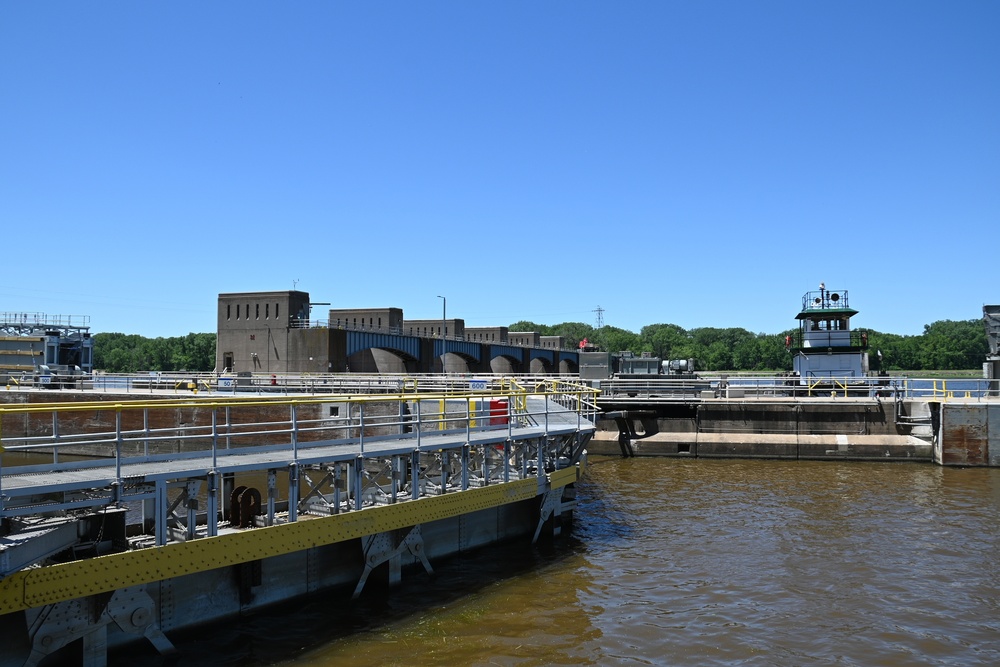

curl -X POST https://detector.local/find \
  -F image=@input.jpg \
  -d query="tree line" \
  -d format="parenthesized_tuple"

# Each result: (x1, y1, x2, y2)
(508, 319, 990, 372)
(92, 333, 217, 373)
(91, 319, 989, 374)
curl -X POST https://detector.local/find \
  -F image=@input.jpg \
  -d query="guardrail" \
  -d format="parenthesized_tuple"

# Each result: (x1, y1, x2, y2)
(8, 371, 997, 402)
(0, 381, 599, 542)
(597, 375, 1000, 401)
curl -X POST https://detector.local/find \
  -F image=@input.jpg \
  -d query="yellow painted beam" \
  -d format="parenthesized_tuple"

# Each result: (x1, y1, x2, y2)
(547, 465, 580, 489)
(0, 477, 541, 615)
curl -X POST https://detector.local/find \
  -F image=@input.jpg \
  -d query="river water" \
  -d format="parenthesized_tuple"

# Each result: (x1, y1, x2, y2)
(111, 456, 1000, 666)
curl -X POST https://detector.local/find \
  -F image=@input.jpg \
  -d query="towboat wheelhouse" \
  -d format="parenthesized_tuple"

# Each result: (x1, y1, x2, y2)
(789, 284, 869, 380)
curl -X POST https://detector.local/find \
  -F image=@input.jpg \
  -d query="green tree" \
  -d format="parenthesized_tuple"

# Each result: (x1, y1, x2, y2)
(640, 323, 689, 360)
(93, 333, 217, 373)
(507, 321, 551, 335)
(590, 326, 642, 355)
(549, 322, 594, 349)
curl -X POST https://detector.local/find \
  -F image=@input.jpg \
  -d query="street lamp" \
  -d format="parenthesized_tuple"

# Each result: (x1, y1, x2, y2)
(436, 295, 446, 339)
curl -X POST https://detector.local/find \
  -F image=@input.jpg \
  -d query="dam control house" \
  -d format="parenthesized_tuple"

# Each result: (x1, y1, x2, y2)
(216, 291, 579, 375)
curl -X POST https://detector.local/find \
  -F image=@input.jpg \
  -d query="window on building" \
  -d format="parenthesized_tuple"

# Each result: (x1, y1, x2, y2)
(275, 304, 279, 319)
(236, 304, 240, 319)
(256, 304, 260, 320)
(266, 304, 269, 319)
(227, 304, 231, 320)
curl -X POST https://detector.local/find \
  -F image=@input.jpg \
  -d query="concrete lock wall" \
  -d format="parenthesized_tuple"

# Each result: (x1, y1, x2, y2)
(938, 403, 1000, 467)
(589, 399, 934, 462)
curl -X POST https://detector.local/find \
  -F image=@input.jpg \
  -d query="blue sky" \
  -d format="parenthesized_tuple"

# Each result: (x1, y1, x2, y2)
(2, 2, 997, 338)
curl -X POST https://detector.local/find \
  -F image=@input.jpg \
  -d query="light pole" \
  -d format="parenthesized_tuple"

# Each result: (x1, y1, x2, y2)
(437, 295, 446, 374)
(437, 295, 446, 340)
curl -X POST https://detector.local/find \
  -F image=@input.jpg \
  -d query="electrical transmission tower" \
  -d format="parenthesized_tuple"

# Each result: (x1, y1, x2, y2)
(593, 305, 605, 329)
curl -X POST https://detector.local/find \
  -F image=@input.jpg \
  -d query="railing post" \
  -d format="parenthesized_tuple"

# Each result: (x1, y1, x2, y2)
(291, 404, 299, 459)
(398, 397, 406, 436)
(354, 455, 364, 511)
(225, 406, 232, 449)
(461, 444, 470, 491)
(466, 396, 473, 441)
(544, 392, 550, 435)
(267, 470, 277, 525)
(185, 480, 198, 541)
(206, 471, 218, 537)
(537, 438, 545, 481)
(211, 408, 219, 470)
(155, 480, 167, 546)
(411, 449, 420, 500)
(391, 455, 399, 503)
(441, 451, 448, 494)
(115, 406, 123, 488)
(359, 403, 365, 455)
(503, 439, 511, 483)
(416, 399, 422, 448)
(288, 462, 299, 522)
(52, 411, 59, 464)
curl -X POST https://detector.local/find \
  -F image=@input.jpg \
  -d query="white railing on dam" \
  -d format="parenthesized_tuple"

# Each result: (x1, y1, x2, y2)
(6, 370, 995, 402)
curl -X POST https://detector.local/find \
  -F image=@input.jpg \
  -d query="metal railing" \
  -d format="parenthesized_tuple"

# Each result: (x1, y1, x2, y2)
(0, 381, 598, 548)
(597, 374, 1000, 402)
(286, 318, 579, 350)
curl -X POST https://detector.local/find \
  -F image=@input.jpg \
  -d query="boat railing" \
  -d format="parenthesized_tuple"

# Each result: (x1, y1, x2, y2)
(800, 289, 850, 311)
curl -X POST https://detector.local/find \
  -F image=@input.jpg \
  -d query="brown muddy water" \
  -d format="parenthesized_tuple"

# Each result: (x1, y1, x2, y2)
(85, 457, 1000, 665)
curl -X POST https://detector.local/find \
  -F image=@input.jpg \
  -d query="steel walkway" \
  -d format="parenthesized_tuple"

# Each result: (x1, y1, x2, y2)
(0, 381, 595, 626)
(1, 396, 587, 504)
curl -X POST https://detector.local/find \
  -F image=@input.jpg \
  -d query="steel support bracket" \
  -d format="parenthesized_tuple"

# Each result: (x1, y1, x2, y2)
(532, 489, 563, 544)
(23, 586, 174, 667)
(351, 525, 433, 599)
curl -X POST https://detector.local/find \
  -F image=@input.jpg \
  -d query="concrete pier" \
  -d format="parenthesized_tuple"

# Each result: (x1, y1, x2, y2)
(589, 393, 1000, 466)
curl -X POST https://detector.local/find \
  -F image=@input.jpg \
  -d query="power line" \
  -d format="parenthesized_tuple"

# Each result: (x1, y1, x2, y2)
(593, 305, 604, 328)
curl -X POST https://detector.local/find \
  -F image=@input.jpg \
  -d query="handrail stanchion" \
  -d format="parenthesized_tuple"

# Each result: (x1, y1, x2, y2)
(354, 455, 364, 511)
(114, 406, 123, 490)
(461, 444, 470, 491)
(206, 470, 219, 537)
(537, 437, 545, 482)
(441, 451, 448, 494)
(52, 411, 59, 464)
(291, 404, 299, 459)
(211, 407, 219, 471)
(411, 449, 420, 500)
(503, 438, 510, 483)
(288, 462, 299, 522)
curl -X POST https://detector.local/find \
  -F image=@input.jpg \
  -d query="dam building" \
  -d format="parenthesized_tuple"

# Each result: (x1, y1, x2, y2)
(216, 291, 579, 376)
